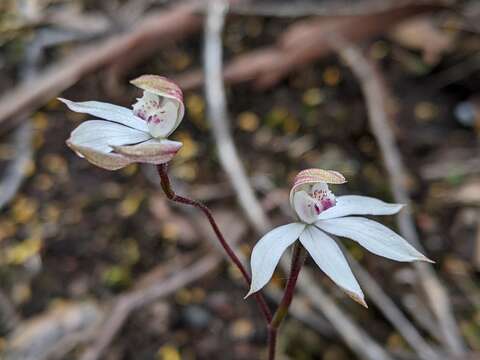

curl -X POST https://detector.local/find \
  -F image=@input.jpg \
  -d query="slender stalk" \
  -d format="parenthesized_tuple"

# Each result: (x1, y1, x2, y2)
(268, 243, 306, 360)
(267, 326, 277, 360)
(156, 163, 272, 323)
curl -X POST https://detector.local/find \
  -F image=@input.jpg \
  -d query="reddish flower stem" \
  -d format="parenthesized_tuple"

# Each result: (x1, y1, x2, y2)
(156, 163, 272, 323)
(268, 242, 306, 360)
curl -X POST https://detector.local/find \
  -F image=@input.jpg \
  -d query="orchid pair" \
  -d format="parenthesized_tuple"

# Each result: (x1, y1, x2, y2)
(61, 75, 431, 358)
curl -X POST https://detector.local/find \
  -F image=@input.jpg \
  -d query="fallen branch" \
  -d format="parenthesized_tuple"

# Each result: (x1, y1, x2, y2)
(229, 0, 447, 17)
(204, 0, 270, 233)
(79, 253, 219, 360)
(333, 37, 466, 356)
(177, 2, 445, 90)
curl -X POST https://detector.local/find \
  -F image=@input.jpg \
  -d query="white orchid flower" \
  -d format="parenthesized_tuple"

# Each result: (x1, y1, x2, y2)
(60, 75, 184, 170)
(247, 168, 432, 307)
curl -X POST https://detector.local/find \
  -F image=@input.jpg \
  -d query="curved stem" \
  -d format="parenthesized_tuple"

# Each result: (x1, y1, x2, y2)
(156, 163, 272, 323)
(268, 242, 306, 360)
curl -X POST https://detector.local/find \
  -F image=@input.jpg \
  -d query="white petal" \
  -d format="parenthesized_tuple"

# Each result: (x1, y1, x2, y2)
(246, 223, 306, 297)
(59, 98, 149, 132)
(299, 226, 366, 306)
(316, 217, 432, 262)
(66, 143, 132, 170)
(111, 139, 182, 164)
(68, 120, 151, 153)
(318, 195, 404, 220)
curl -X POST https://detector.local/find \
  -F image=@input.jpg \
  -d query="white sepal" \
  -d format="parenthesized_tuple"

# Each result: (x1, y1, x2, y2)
(246, 223, 306, 298)
(318, 195, 404, 220)
(67, 120, 150, 153)
(58, 98, 148, 132)
(316, 217, 433, 263)
(299, 226, 367, 307)
(111, 139, 182, 164)
(66, 143, 132, 170)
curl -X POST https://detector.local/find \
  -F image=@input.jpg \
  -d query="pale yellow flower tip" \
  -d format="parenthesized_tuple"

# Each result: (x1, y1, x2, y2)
(346, 290, 368, 308)
(130, 74, 183, 103)
(422, 255, 436, 264)
(294, 168, 347, 186)
(290, 168, 347, 204)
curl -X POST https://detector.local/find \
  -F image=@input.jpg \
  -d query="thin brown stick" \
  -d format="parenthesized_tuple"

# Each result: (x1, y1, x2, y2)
(333, 37, 466, 356)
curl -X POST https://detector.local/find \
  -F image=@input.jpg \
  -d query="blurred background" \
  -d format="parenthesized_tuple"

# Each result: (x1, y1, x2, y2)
(0, 0, 479, 359)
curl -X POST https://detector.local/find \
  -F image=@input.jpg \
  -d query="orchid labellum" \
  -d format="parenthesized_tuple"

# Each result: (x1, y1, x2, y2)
(248, 168, 432, 307)
(61, 75, 184, 170)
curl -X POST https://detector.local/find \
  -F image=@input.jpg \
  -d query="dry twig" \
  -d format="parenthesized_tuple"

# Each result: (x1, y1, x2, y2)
(203, 2, 393, 359)
(333, 37, 466, 356)
(204, 0, 270, 233)
(80, 253, 219, 360)
(230, 0, 446, 17)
